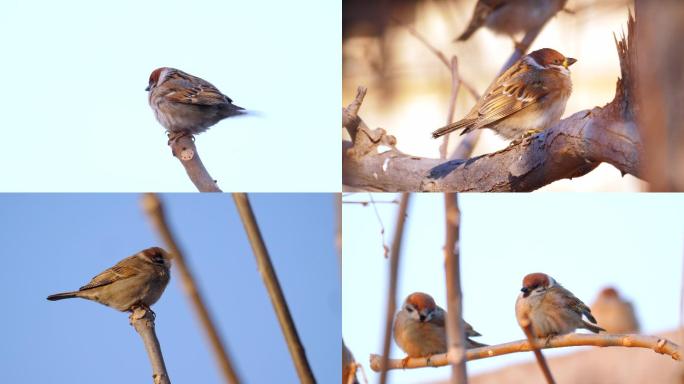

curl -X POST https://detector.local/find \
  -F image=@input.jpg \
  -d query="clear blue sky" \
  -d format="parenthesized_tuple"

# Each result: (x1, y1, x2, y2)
(0, 1, 340, 192)
(342, 193, 684, 384)
(0, 194, 340, 383)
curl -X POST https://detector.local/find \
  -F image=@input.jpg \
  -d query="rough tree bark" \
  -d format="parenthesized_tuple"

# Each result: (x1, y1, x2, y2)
(130, 307, 171, 384)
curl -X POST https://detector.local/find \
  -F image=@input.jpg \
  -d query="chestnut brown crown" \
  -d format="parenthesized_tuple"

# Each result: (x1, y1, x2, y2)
(528, 48, 577, 68)
(406, 292, 437, 312)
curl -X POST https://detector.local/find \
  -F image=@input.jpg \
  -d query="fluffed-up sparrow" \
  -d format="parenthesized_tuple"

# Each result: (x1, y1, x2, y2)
(590, 287, 640, 334)
(146, 67, 246, 140)
(432, 48, 575, 141)
(47, 247, 171, 312)
(393, 292, 486, 364)
(455, 0, 567, 43)
(515, 273, 605, 338)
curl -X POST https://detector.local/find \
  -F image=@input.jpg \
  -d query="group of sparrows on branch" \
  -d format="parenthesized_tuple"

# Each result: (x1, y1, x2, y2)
(392, 272, 606, 366)
(431, 0, 575, 143)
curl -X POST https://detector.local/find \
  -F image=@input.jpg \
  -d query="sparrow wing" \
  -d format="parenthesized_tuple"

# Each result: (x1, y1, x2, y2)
(163, 71, 235, 106)
(455, 0, 507, 41)
(78, 257, 140, 291)
(559, 288, 598, 324)
(471, 66, 549, 129)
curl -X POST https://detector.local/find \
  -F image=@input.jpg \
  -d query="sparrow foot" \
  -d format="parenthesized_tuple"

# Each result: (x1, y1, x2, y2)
(167, 131, 194, 146)
(509, 129, 542, 146)
(401, 356, 410, 369)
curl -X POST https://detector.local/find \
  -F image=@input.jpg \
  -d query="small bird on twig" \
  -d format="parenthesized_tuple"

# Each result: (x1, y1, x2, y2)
(590, 286, 640, 334)
(393, 292, 486, 366)
(455, 0, 567, 44)
(515, 273, 605, 339)
(146, 67, 247, 142)
(47, 247, 171, 312)
(432, 48, 575, 141)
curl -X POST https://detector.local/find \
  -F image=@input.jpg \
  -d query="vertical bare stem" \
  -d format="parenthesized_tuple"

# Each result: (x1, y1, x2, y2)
(520, 318, 556, 384)
(142, 193, 240, 384)
(444, 193, 467, 383)
(231, 193, 316, 384)
(379, 193, 411, 384)
(130, 307, 171, 384)
(169, 135, 222, 192)
(440, 58, 463, 159)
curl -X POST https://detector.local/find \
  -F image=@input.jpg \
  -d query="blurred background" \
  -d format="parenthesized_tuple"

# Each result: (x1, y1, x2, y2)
(0, 193, 340, 383)
(342, 193, 683, 383)
(0, 0, 340, 192)
(343, 0, 641, 191)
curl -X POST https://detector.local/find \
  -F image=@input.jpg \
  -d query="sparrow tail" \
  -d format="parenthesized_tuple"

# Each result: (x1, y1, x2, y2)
(47, 292, 78, 301)
(466, 339, 489, 348)
(582, 321, 606, 334)
(431, 119, 473, 139)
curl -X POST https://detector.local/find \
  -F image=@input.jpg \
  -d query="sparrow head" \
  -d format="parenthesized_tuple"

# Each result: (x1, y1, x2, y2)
(139, 246, 171, 269)
(146, 67, 170, 92)
(598, 287, 620, 299)
(526, 48, 577, 73)
(520, 272, 555, 298)
(402, 292, 438, 323)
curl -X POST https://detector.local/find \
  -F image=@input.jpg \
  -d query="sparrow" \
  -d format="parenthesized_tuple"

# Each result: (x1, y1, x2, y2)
(455, 0, 567, 43)
(146, 67, 246, 140)
(590, 287, 640, 334)
(393, 292, 486, 364)
(515, 273, 605, 339)
(47, 247, 171, 312)
(432, 48, 575, 141)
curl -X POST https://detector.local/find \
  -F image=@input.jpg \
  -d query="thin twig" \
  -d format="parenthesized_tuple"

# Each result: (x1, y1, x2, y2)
(130, 307, 171, 384)
(369, 333, 682, 371)
(169, 135, 222, 192)
(232, 193, 316, 384)
(378, 193, 411, 384)
(440, 58, 462, 159)
(444, 193, 467, 383)
(392, 18, 479, 100)
(141, 194, 240, 384)
(520, 317, 556, 384)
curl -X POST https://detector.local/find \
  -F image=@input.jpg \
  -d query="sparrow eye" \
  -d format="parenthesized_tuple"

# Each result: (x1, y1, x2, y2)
(406, 307, 414, 313)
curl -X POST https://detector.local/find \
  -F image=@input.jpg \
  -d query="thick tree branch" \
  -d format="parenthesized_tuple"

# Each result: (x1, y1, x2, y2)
(142, 194, 240, 384)
(169, 135, 222, 192)
(232, 193, 316, 384)
(369, 333, 682, 371)
(343, 14, 641, 192)
(130, 307, 171, 384)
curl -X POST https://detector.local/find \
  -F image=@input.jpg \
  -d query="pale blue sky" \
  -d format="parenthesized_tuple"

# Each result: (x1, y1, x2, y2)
(0, 194, 340, 383)
(342, 193, 684, 384)
(0, 1, 340, 192)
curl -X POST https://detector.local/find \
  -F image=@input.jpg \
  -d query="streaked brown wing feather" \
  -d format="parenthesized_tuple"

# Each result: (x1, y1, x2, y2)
(79, 262, 139, 291)
(472, 73, 547, 129)
(164, 71, 233, 106)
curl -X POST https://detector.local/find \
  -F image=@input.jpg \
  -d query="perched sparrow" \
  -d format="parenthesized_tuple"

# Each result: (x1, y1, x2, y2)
(47, 247, 171, 312)
(455, 0, 567, 42)
(515, 273, 605, 338)
(590, 287, 640, 334)
(146, 67, 245, 139)
(433, 48, 575, 141)
(393, 292, 486, 362)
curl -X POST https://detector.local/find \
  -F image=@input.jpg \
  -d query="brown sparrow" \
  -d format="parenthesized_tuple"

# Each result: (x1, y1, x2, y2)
(432, 48, 575, 141)
(515, 273, 605, 338)
(455, 0, 567, 42)
(393, 292, 486, 363)
(590, 287, 640, 334)
(146, 67, 246, 140)
(47, 247, 171, 312)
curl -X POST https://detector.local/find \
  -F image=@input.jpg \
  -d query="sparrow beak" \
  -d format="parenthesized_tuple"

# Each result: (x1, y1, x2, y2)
(564, 58, 577, 68)
(145, 85, 150, 92)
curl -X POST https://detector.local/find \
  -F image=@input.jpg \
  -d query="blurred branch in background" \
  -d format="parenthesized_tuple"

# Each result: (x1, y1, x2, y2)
(130, 307, 171, 384)
(370, 332, 682, 371)
(343, 340, 361, 384)
(232, 193, 315, 384)
(342, 11, 641, 192)
(169, 135, 222, 192)
(443, 193, 467, 383)
(635, 0, 684, 191)
(142, 194, 241, 384)
(379, 193, 410, 384)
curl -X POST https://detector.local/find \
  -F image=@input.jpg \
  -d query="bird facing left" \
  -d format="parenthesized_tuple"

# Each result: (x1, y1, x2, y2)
(47, 247, 171, 312)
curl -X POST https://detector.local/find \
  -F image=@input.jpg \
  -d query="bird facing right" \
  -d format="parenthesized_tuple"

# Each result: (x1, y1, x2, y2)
(393, 292, 486, 363)
(431, 48, 575, 141)
(515, 273, 605, 338)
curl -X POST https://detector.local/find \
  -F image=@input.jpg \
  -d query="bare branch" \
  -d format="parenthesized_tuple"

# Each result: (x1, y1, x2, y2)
(378, 193, 410, 384)
(141, 194, 241, 384)
(443, 193, 467, 383)
(369, 333, 682, 371)
(169, 135, 222, 192)
(130, 307, 171, 384)
(519, 316, 556, 384)
(232, 193, 316, 384)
